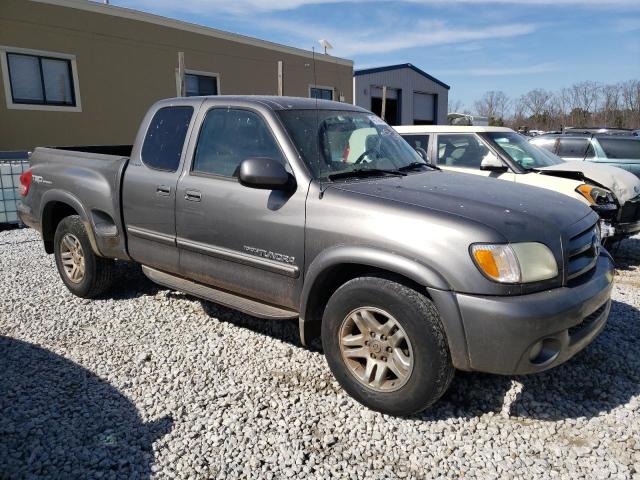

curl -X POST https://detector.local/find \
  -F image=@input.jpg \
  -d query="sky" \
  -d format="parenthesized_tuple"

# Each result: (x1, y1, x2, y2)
(108, 0, 640, 110)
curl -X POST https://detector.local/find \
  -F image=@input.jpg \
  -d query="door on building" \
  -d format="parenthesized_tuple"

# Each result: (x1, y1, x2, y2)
(370, 87, 400, 125)
(413, 92, 436, 125)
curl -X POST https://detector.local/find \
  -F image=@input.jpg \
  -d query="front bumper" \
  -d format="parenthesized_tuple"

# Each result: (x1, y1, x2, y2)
(447, 254, 614, 375)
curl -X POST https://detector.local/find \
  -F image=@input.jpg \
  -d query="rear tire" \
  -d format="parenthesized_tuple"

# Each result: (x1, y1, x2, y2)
(53, 215, 115, 298)
(321, 276, 454, 416)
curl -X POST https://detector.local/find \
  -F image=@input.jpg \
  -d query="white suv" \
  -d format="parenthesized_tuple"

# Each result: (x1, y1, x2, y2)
(394, 126, 640, 241)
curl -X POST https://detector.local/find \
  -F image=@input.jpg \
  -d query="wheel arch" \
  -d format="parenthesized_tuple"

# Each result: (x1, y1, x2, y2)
(40, 190, 101, 256)
(298, 246, 450, 345)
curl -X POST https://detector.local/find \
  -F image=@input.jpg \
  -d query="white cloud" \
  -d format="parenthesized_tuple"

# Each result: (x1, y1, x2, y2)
(255, 17, 539, 56)
(440, 62, 559, 76)
(113, 0, 640, 15)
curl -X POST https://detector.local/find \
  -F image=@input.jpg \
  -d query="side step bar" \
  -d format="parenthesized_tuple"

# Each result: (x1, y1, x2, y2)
(142, 266, 299, 320)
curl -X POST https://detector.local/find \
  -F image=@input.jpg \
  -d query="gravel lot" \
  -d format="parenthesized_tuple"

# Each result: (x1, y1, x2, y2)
(1, 227, 639, 479)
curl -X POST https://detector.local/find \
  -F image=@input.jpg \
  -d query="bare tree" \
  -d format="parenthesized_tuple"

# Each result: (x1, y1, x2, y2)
(448, 99, 465, 113)
(620, 79, 640, 128)
(479, 79, 639, 131)
(473, 91, 511, 123)
(519, 89, 553, 129)
(600, 83, 621, 127)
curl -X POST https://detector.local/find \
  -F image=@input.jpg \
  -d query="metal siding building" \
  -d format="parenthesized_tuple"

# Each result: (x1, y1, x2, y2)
(354, 64, 449, 126)
(0, 0, 353, 151)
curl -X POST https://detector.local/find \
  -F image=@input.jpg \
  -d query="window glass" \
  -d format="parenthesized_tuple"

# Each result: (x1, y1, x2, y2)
(310, 87, 333, 100)
(401, 134, 430, 151)
(437, 134, 491, 168)
(141, 106, 193, 172)
(193, 109, 286, 177)
(277, 110, 424, 181)
(7, 54, 44, 103)
(487, 132, 563, 168)
(530, 137, 557, 153)
(557, 138, 594, 158)
(41, 58, 73, 104)
(185, 74, 218, 97)
(598, 138, 640, 160)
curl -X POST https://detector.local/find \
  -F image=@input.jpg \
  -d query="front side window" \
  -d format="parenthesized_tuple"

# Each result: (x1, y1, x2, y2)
(597, 138, 640, 160)
(192, 109, 286, 177)
(557, 138, 594, 158)
(6, 52, 75, 106)
(185, 73, 218, 97)
(277, 109, 425, 181)
(437, 134, 492, 168)
(141, 106, 193, 172)
(486, 132, 564, 168)
(310, 87, 333, 100)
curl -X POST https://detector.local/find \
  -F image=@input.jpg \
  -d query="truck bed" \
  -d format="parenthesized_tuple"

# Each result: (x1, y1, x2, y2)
(27, 145, 132, 260)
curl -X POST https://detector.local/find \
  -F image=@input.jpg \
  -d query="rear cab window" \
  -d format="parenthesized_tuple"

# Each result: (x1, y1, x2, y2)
(141, 106, 194, 171)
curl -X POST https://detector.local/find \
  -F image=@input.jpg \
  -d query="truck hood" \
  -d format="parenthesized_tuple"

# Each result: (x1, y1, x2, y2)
(332, 170, 594, 242)
(536, 162, 640, 204)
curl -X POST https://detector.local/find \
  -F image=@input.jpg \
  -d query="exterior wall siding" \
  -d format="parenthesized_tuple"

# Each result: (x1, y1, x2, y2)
(354, 68, 449, 125)
(0, 0, 353, 150)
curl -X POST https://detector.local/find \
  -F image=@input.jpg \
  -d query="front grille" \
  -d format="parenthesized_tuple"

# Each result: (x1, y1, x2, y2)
(566, 223, 599, 282)
(618, 195, 640, 223)
(567, 302, 607, 337)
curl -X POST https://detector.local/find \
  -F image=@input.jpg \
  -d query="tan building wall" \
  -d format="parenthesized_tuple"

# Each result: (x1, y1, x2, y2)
(0, 0, 353, 151)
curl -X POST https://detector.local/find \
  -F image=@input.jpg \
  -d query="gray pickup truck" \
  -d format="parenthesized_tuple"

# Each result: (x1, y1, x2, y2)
(19, 96, 614, 415)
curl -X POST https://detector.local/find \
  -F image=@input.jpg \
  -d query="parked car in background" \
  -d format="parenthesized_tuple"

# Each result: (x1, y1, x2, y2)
(18, 96, 614, 416)
(530, 133, 640, 178)
(395, 126, 640, 242)
(447, 113, 489, 126)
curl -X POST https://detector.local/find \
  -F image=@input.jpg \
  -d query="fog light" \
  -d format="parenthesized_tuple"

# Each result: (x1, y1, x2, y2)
(529, 338, 561, 366)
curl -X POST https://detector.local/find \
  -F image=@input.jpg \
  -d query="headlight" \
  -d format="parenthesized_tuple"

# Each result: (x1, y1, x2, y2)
(470, 242, 558, 283)
(576, 184, 614, 205)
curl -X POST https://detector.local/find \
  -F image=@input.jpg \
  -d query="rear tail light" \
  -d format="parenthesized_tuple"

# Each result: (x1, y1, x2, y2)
(19, 169, 33, 196)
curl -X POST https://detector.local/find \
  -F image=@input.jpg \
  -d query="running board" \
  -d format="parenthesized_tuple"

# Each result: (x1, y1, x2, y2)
(141, 266, 299, 320)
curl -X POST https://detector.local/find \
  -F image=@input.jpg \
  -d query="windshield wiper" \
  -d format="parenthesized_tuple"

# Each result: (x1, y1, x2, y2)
(398, 161, 439, 172)
(327, 168, 407, 181)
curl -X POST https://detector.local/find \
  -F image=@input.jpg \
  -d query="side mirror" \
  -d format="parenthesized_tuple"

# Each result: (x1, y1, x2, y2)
(480, 154, 508, 172)
(239, 158, 294, 190)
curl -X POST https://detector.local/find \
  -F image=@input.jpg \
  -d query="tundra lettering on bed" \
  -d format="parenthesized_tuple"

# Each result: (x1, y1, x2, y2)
(18, 96, 614, 415)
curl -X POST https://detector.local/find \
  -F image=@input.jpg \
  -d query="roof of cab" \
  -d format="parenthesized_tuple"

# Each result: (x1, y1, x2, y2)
(393, 125, 514, 133)
(157, 95, 369, 112)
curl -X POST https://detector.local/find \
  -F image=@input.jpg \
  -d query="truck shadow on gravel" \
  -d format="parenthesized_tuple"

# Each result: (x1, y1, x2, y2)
(199, 297, 639, 423)
(0, 337, 172, 479)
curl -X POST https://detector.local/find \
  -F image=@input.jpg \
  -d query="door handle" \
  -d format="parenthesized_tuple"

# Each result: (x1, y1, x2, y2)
(185, 189, 202, 202)
(156, 185, 171, 196)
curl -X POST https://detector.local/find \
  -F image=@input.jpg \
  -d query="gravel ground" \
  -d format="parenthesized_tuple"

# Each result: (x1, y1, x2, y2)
(1, 227, 639, 479)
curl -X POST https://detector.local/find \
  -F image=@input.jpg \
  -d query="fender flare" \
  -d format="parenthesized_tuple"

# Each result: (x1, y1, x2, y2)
(40, 189, 102, 256)
(299, 245, 450, 324)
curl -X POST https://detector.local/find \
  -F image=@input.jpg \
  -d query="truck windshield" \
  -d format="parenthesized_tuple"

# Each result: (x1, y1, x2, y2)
(278, 109, 426, 181)
(486, 132, 564, 169)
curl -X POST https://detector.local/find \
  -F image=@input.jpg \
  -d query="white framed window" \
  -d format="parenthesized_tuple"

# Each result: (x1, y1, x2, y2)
(309, 85, 334, 100)
(0, 46, 82, 112)
(185, 69, 220, 97)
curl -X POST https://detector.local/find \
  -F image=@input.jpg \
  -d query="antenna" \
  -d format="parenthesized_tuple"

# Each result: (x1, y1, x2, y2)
(318, 39, 333, 55)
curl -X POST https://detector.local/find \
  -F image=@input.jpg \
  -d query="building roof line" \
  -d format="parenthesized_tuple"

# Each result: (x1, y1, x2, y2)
(26, 0, 353, 66)
(354, 63, 450, 90)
